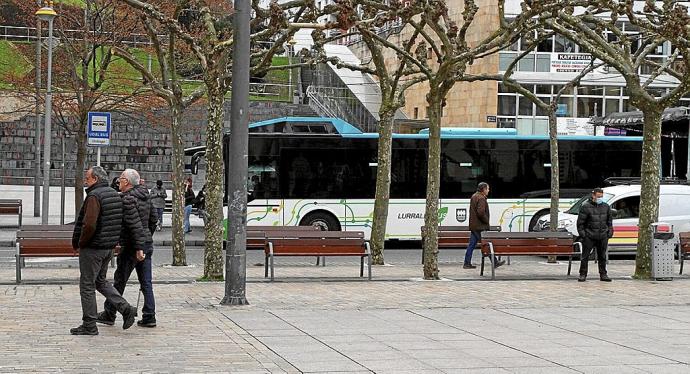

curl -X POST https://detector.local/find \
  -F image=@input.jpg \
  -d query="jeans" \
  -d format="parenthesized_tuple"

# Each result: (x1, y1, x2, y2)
(464, 231, 482, 265)
(156, 208, 164, 227)
(579, 237, 608, 276)
(104, 243, 156, 318)
(184, 205, 192, 233)
(79, 248, 130, 327)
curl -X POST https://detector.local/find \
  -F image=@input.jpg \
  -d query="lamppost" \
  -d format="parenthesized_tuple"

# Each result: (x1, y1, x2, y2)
(33, 0, 42, 218)
(287, 38, 296, 103)
(36, 2, 57, 225)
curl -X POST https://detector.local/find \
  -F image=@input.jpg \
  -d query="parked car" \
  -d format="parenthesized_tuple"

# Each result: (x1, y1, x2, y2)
(534, 184, 690, 254)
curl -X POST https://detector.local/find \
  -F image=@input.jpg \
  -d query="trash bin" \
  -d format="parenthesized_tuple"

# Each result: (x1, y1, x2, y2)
(650, 223, 675, 280)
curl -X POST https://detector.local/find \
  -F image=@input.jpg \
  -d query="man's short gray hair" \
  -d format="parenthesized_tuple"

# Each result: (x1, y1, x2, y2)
(122, 168, 141, 186)
(90, 166, 108, 183)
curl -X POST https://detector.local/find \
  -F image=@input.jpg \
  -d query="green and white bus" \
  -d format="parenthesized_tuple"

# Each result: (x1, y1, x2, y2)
(186, 116, 645, 239)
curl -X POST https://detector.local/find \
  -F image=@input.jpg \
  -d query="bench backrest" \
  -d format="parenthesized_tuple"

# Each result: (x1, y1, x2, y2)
(19, 224, 74, 231)
(245, 226, 320, 248)
(481, 232, 574, 255)
(266, 231, 366, 255)
(0, 199, 22, 214)
(437, 225, 502, 232)
(17, 238, 76, 256)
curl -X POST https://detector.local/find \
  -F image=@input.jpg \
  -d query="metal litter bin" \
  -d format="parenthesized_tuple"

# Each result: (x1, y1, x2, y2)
(651, 223, 675, 280)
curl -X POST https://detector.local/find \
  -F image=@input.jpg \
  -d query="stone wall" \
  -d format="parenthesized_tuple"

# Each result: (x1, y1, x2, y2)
(0, 101, 316, 187)
(348, 0, 500, 128)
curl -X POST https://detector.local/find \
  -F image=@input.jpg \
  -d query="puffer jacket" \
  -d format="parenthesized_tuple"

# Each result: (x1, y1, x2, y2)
(120, 184, 158, 253)
(72, 181, 123, 250)
(577, 199, 614, 240)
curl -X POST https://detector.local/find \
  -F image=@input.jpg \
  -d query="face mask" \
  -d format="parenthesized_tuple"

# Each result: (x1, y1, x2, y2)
(595, 197, 604, 205)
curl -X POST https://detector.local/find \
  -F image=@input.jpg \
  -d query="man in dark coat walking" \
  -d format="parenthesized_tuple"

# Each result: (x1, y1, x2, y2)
(464, 182, 505, 269)
(577, 187, 614, 282)
(98, 168, 159, 328)
(71, 166, 137, 335)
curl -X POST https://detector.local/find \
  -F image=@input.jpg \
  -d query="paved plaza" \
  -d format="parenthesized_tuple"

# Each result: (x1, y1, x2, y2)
(2, 188, 690, 373)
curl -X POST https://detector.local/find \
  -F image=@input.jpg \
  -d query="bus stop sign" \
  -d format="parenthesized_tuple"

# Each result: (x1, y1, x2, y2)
(87, 112, 111, 146)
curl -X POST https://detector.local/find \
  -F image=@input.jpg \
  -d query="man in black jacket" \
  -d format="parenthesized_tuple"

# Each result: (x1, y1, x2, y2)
(71, 166, 137, 335)
(577, 187, 614, 282)
(98, 168, 159, 328)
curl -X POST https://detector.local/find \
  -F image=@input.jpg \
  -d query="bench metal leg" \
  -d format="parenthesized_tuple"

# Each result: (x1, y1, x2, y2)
(489, 243, 496, 280)
(681, 254, 685, 275)
(360, 256, 364, 277)
(20, 257, 26, 268)
(322, 256, 326, 267)
(269, 244, 275, 281)
(366, 242, 372, 280)
(569, 242, 582, 277)
(364, 242, 371, 280)
(15, 243, 21, 284)
(480, 255, 485, 276)
(265, 253, 269, 278)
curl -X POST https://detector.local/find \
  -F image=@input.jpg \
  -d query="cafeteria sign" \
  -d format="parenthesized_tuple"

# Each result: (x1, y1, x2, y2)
(551, 53, 593, 73)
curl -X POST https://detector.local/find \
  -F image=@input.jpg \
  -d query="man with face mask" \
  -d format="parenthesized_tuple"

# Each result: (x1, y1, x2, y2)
(577, 187, 614, 282)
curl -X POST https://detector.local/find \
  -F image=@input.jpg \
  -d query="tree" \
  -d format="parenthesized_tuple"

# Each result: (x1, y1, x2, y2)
(9, 0, 152, 214)
(543, 0, 690, 278)
(502, 32, 602, 243)
(317, 0, 426, 265)
(402, 0, 555, 279)
(114, 0, 207, 266)
(122, 0, 317, 279)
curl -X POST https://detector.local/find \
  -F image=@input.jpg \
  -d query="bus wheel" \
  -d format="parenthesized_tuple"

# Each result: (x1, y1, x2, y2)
(300, 211, 341, 231)
(528, 209, 551, 232)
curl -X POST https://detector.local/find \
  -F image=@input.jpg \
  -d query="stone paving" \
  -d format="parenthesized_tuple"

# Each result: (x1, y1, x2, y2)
(2, 254, 690, 373)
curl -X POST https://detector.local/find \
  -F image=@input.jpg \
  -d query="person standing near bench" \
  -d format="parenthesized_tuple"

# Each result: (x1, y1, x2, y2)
(71, 166, 137, 335)
(150, 179, 167, 231)
(464, 182, 505, 269)
(98, 168, 159, 328)
(577, 187, 613, 282)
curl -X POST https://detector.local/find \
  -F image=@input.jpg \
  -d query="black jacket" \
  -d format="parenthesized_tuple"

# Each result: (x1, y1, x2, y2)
(120, 185, 158, 253)
(184, 188, 196, 206)
(577, 199, 614, 240)
(73, 181, 123, 250)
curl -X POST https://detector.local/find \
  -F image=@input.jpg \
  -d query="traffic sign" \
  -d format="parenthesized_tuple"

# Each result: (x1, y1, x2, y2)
(87, 112, 111, 146)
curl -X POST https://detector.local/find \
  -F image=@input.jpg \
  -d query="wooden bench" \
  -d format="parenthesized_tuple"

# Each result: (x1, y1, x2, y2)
(420, 225, 502, 263)
(677, 232, 690, 275)
(245, 225, 320, 250)
(480, 232, 581, 280)
(0, 199, 22, 227)
(15, 225, 119, 283)
(265, 231, 371, 281)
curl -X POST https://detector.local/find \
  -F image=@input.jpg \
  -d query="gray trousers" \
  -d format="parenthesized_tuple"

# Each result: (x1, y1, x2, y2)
(79, 248, 130, 327)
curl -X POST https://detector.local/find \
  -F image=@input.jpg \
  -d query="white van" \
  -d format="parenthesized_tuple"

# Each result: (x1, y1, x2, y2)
(535, 184, 690, 252)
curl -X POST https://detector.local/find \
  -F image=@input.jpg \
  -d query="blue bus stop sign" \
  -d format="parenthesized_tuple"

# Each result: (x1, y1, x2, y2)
(87, 112, 111, 146)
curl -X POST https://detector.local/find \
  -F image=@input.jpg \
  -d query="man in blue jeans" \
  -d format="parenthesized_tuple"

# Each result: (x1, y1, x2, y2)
(464, 182, 505, 269)
(98, 168, 159, 328)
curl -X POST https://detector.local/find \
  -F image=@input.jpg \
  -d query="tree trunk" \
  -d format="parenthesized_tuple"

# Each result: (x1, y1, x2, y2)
(202, 85, 225, 280)
(634, 106, 662, 279)
(170, 106, 187, 266)
(422, 94, 442, 280)
(547, 110, 560, 263)
(370, 107, 395, 265)
(74, 124, 87, 215)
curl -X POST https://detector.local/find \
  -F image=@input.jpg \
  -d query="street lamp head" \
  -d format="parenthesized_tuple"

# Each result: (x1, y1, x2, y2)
(36, 4, 57, 22)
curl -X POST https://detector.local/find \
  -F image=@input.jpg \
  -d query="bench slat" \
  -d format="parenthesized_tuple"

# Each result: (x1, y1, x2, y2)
(481, 238, 573, 246)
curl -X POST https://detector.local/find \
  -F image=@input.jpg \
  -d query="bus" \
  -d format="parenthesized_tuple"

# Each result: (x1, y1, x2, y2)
(185, 116, 645, 239)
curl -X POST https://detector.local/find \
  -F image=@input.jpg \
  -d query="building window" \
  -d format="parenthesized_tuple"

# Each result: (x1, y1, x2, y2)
(413, 107, 419, 119)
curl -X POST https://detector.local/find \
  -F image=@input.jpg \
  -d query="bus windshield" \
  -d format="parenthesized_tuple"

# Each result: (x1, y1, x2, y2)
(566, 193, 614, 215)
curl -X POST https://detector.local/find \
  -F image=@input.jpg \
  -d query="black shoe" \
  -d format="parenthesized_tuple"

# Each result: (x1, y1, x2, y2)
(578, 274, 587, 282)
(600, 275, 612, 282)
(121, 306, 137, 330)
(137, 316, 157, 328)
(70, 325, 98, 335)
(463, 264, 477, 269)
(96, 311, 115, 326)
(494, 260, 506, 269)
